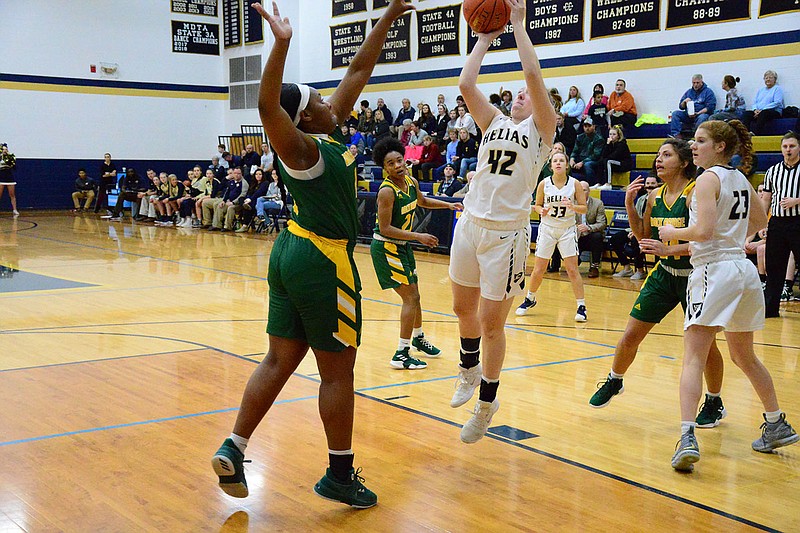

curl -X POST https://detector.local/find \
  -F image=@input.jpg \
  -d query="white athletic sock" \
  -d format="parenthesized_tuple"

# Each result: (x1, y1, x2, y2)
(680, 421, 696, 434)
(765, 410, 783, 423)
(577, 299, 586, 307)
(706, 391, 721, 398)
(328, 448, 354, 455)
(610, 370, 624, 380)
(527, 291, 536, 301)
(481, 375, 500, 384)
(398, 338, 411, 350)
(230, 433, 249, 453)
(412, 327, 423, 338)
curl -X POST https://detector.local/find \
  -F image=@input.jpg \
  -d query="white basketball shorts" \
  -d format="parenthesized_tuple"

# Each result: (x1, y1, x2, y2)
(449, 215, 530, 301)
(535, 222, 578, 260)
(684, 258, 765, 332)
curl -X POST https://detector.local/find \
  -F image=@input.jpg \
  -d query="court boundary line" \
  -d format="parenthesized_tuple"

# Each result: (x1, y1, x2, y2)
(0, 347, 202, 373)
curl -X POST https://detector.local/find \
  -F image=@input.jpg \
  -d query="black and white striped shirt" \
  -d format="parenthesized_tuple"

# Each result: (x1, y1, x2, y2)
(764, 160, 800, 217)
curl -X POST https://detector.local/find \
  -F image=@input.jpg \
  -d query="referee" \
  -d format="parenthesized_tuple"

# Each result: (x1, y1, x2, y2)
(762, 131, 800, 318)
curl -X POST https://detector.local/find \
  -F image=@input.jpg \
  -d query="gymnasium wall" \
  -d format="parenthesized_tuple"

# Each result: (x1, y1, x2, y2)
(1, 0, 227, 209)
(291, 0, 797, 123)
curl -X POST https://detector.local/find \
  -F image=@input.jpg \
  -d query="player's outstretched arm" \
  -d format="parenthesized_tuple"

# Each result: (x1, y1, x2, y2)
(459, 29, 504, 132)
(510, 0, 556, 142)
(253, 2, 317, 170)
(329, 0, 415, 125)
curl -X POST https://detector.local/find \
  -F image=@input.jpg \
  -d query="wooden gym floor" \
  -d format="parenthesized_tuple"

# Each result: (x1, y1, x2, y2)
(0, 213, 797, 532)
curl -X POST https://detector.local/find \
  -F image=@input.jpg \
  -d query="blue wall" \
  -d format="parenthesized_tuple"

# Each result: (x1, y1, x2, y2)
(2, 159, 208, 211)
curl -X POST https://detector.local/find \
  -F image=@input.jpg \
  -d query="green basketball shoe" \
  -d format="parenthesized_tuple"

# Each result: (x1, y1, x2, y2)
(390, 347, 427, 369)
(695, 394, 727, 428)
(313, 467, 378, 509)
(412, 335, 441, 357)
(211, 438, 250, 498)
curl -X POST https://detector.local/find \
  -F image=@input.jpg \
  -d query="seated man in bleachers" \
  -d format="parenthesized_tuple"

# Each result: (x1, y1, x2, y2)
(607, 79, 637, 130)
(570, 117, 604, 185)
(438, 163, 463, 197)
(71, 168, 95, 212)
(209, 167, 249, 232)
(669, 74, 716, 138)
(611, 175, 658, 279)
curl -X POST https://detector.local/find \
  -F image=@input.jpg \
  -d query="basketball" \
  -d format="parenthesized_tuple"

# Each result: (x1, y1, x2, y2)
(463, 0, 511, 34)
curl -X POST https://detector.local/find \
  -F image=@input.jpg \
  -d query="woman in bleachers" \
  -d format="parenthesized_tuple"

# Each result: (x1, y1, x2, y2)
(453, 127, 479, 178)
(357, 107, 375, 151)
(236, 168, 269, 233)
(499, 89, 513, 116)
(411, 135, 444, 182)
(454, 105, 477, 138)
(418, 103, 437, 137)
(709, 75, 746, 122)
(373, 109, 391, 143)
(255, 169, 287, 233)
(177, 167, 208, 227)
(447, 108, 458, 132)
(561, 85, 585, 131)
(549, 88, 563, 114)
(742, 70, 784, 135)
(582, 83, 608, 119)
(599, 125, 632, 190)
(434, 104, 449, 145)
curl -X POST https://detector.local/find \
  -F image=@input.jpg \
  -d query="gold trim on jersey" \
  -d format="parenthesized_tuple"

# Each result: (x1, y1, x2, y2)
(288, 220, 359, 347)
(382, 242, 410, 285)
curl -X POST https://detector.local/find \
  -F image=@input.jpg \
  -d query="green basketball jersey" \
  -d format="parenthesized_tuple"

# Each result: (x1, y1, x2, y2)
(274, 130, 359, 243)
(374, 175, 417, 236)
(649, 181, 695, 270)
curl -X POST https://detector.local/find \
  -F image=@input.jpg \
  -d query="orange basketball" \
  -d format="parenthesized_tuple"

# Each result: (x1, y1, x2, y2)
(463, 0, 511, 34)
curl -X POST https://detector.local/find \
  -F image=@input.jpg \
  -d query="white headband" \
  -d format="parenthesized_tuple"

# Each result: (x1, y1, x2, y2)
(293, 84, 311, 126)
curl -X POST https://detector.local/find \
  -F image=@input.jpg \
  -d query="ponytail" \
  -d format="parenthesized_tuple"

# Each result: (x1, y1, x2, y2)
(728, 120, 754, 175)
(698, 120, 753, 174)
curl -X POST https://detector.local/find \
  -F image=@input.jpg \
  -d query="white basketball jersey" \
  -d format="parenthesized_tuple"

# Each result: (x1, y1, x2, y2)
(463, 113, 548, 227)
(541, 176, 578, 229)
(689, 165, 750, 266)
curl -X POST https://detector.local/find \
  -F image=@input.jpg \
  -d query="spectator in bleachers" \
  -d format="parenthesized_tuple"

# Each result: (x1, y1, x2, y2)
(709, 75, 746, 122)
(489, 93, 503, 114)
(358, 107, 375, 151)
(434, 104, 450, 145)
(399, 119, 414, 146)
(199, 169, 227, 228)
(375, 97, 393, 125)
(561, 85, 585, 131)
(373, 109, 391, 143)
(418, 103, 437, 136)
(176, 167, 208, 227)
(669, 74, 717, 139)
(611, 175, 658, 279)
(453, 127, 478, 178)
(446, 108, 458, 132)
(241, 144, 260, 183)
(107, 168, 146, 221)
(549, 88, 562, 114)
(586, 91, 610, 136)
(411, 135, 443, 182)
(432, 128, 459, 181)
(599, 125, 632, 190)
(236, 168, 269, 233)
(438, 163, 462, 196)
(339, 124, 351, 144)
(743, 70, 784, 135)
(260, 143, 274, 172)
(570, 116, 604, 186)
(499, 89, 513, 116)
(608, 79, 637, 130)
(452, 170, 474, 199)
(349, 125, 366, 153)
(71, 168, 95, 212)
(95, 152, 117, 214)
(348, 144, 366, 169)
(209, 167, 249, 232)
(437, 93, 446, 107)
(577, 180, 607, 278)
(220, 151, 235, 175)
(762, 131, 800, 317)
(135, 171, 160, 221)
(408, 120, 428, 147)
(256, 169, 287, 233)
(392, 98, 416, 136)
(582, 83, 608, 119)
(161, 173, 186, 224)
(215, 144, 229, 169)
(357, 99, 370, 124)
(209, 156, 223, 176)
(454, 104, 477, 138)
(455, 94, 465, 108)
(554, 114, 577, 157)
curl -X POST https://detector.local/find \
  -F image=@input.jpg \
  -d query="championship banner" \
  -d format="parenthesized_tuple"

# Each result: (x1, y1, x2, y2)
(759, 0, 799, 17)
(371, 13, 412, 64)
(667, 0, 749, 29)
(372, 0, 390, 8)
(591, 0, 659, 39)
(222, 0, 241, 48)
(417, 4, 460, 59)
(243, 4, 264, 44)
(527, 0, 585, 45)
(172, 21, 220, 55)
(171, 0, 218, 17)
(466, 24, 515, 54)
(333, 0, 367, 17)
(330, 20, 367, 69)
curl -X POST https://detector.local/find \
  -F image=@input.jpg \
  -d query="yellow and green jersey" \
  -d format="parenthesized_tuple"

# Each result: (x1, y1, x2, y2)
(649, 181, 695, 270)
(374, 175, 417, 237)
